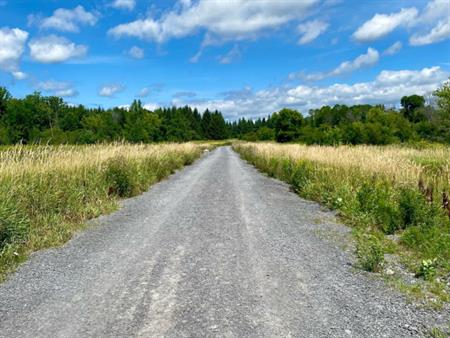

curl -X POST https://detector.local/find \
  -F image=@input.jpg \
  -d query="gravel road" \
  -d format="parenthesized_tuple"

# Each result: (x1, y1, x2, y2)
(0, 146, 448, 337)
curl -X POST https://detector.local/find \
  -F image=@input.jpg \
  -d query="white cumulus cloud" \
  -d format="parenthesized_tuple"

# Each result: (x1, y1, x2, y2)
(37, 80, 78, 97)
(297, 20, 329, 44)
(376, 66, 446, 86)
(0, 27, 28, 79)
(173, 66, 448, 119)
(143, 102, 160, 111)
(29, 35, 88, 63)
(330, 47, 379, 76)
(111, 0, 135, 10)
(296, 47, 380, 81)
(108, 0, 319, 43)
(353, 1, 450, 46)
(410, 0, 450, 46)
(99, 84, 125, 97)
(353, 8, 418, 42)
(410, 19, 450, 46)
(30, 5, 98, 33)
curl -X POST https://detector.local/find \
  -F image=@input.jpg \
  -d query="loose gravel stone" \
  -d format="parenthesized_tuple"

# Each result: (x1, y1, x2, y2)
(0, 146, 448, 337)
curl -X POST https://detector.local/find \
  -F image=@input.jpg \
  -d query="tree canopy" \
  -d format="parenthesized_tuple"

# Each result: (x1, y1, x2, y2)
(0, 79, 448, 145)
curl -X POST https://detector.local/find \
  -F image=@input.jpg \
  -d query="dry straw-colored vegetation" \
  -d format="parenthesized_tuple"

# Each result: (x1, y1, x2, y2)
(0, 142, 207, 280)
(234, 142, 450, 302)
(236, 143, 450, 193)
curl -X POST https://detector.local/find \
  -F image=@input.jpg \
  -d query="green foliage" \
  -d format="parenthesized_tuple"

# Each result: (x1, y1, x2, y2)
(398, 188, 439, 229)
(289, 160, 314, 192)
(0, 144, 204, 280)
(357, 180, 400, 234)
(434, 78, 450, 114)
(401, 95, 425, 122)
(1, 83, 449, 146)
(418, 258, 437, 281)
(0, 87, 230, 145)
(356, 234, 384, 272)
(234, 143, 450, 280)
(271, 108, 304, 142)
(428, 327, 448, 338)
(0, 202, 30, 247)
(229, 83, 450, 145)
(104, 156, 134, 197)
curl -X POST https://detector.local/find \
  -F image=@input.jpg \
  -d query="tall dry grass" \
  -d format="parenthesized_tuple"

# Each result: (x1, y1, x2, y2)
(234, 142, 450, 294)
(0, 142, 207, 280)
(238, 143, 450, 193)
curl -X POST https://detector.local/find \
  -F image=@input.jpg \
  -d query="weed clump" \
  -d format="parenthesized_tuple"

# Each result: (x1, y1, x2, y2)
(417, 258, 438, 281)
(357, 180, 400, 234)
(0, 202, 30, 247)
(356, 234, 384, 272)
(104, 156, 135, 197)
(398, 187, 439, 229)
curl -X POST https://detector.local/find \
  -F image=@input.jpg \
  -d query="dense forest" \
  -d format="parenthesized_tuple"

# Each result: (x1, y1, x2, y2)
(0, 79, 449, 145)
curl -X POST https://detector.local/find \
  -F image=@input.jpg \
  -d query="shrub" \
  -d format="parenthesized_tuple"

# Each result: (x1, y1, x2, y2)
(290, 161, 314, 192)
(104, 156, 135, 197)
(356, 234, 384, 272)
(357, 180, 400, 234)
(398, 187, 439, 229)
(417, 258, 437, 281)
(401, 223, 450, 264)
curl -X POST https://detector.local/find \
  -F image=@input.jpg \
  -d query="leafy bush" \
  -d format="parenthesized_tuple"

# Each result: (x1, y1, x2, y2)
(104, 156, 135, 197)
(401, 222, 450, 265)
(417, 258, 437, 281)
(356, 234, 384, 272)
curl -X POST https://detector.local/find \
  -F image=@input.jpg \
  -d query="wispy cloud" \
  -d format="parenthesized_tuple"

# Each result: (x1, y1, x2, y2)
(383, 41, 402, 56)
(297, 20, 329, 44)
(128, 46, 144, 59)
(29, 6, 98, 33)
(291, 47, 380, 81)
(98, 83, 125, 97)
(37, 80, 78, 97)
(217, 45, 241, 64)
(111, 0, 135, 11)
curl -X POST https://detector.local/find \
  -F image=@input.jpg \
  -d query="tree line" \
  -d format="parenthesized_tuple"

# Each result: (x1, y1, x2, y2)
(0, 90, 228, 144)
(231, 80, 450, 145)
(0, 79, 449, 145)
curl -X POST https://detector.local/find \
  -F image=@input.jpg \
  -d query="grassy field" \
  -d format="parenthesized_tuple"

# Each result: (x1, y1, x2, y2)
(234, 142, 450, 303)
(0, 142, 209, 281)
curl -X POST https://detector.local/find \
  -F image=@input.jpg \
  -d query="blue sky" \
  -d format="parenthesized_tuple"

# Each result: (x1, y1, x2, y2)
(0, 0, 449, 119)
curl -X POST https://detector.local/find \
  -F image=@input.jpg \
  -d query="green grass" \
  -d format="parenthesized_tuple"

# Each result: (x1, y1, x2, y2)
(233, 142, 450, 303)
(0, 143, 207, 281)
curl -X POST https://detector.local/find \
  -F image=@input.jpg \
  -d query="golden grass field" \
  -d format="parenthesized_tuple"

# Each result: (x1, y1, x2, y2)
(236, 143, 450, 193)
(0, 142, 209, 280)
(234, 142, 450, 303)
